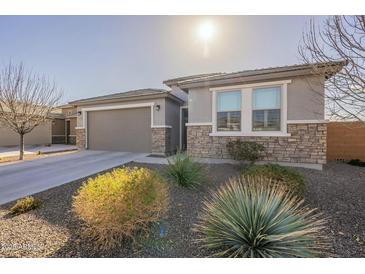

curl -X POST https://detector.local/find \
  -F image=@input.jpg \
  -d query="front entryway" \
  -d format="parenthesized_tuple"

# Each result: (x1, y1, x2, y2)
(66, 120, 71, 144)
(181, 107, 188, 150)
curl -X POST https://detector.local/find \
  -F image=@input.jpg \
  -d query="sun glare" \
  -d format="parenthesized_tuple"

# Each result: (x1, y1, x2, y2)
(198, 21, 215, 42)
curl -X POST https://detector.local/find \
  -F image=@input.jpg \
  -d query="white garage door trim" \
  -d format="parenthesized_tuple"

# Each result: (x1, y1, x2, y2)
(80, 102, 170, 149)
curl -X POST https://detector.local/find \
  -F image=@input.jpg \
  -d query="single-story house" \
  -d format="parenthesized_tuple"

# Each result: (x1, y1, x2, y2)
(0, 105, 77, 147)
(0, 102, 53, 146)
(66, 61, 345, 169)
(0, 121, 52, 147)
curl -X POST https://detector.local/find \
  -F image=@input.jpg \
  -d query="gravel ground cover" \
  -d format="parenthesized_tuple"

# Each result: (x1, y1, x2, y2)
(295, 163, 365, 257)
(0, 162, 364, 258)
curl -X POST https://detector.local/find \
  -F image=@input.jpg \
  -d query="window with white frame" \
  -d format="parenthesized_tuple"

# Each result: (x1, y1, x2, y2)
(252, 86, 281, 131)
(216, 90, 241, 131)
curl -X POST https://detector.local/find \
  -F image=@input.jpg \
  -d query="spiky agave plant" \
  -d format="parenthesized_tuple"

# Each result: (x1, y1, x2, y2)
(195, 176, 328, 258)
(165, 152, 205, 188)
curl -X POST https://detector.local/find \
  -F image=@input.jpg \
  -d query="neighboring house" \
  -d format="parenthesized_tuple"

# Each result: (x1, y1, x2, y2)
(0, 103, 78, 147)
(51, 105, 78, 145)
(0, 102, 53, 147)
(67, 61, 344, 169)
(0, 121, 52, 147)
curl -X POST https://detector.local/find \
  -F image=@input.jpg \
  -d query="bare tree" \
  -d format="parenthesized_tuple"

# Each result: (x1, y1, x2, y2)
(299, 16, 365, 122)
(0, 62, 62, 160)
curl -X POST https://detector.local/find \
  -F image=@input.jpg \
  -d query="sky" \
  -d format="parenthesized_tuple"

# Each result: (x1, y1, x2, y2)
(0, 16, 325, 103)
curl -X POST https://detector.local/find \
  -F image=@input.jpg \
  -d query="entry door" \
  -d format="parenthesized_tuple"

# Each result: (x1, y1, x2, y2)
(66, 120, 71, 144)
(181, 108, 188, 150)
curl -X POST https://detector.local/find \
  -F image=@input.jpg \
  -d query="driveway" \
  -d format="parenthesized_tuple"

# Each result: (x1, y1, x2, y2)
(0, 150, 147, 205)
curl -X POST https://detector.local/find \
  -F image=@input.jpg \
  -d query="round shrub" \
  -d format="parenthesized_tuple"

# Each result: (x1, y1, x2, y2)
(242, 163, 305, 196)
(226, 140, 265, 164)
(73, 167, 169, 250)
(10, 196, 41, 215)
(195, 176, 327, 258)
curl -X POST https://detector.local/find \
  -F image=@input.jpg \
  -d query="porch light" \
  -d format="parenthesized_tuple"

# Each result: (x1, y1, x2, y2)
(155, 104, 161, 111)
(77, 111, 82, 116)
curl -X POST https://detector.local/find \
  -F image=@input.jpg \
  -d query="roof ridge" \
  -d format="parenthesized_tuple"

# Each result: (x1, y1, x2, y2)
(69, 88, 169, 104)
(170, 60, 346, 86)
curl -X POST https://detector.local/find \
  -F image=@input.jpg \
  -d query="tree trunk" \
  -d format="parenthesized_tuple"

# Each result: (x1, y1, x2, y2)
(19, 134, 24, 160)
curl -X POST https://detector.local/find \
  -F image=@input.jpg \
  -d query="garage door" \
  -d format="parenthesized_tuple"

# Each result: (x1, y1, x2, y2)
(87, 107, 152, 153)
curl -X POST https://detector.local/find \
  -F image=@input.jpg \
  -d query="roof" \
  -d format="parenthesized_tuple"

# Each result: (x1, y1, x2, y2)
(56, 104, 77, 109)
(163, 73, 224, 86)
(69, 88, 172, 104)
(163, 61, 346, 88)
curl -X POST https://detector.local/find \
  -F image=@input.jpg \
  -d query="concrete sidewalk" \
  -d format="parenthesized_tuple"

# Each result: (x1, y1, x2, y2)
(0, 144, 77, 158)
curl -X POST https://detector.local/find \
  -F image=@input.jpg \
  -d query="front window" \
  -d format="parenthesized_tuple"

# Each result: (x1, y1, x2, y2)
(252, 86, 281, 131)
(217, 91, 241, 131)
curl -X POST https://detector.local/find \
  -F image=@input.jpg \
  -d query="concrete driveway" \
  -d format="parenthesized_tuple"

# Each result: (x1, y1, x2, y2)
(0, 150, 146, 205)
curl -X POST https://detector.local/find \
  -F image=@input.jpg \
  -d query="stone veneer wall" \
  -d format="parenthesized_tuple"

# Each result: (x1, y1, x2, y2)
(187, 123, 327, 164)
(152, 127, 171, 155)
(76, 128, 86, 150)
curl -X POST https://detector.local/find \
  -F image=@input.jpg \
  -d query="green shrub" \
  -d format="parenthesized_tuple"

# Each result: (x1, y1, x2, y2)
(10, 196, 41, 215)
(164, 152, 205, 188)
(348, 159, 365, 167)
(226, 140, 265, 164)
(195, 176, 327, 258)
(73, 167, 169, 250)
(242, 163, 305, 196)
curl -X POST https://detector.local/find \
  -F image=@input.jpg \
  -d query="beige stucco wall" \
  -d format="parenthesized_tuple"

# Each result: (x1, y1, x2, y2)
(0, 121, 52, 146)
(76, 97, 167, 127)
(62, 106, 78, 117)
(287, 76, 324, 120)
(165, 98, 181, 151)
(187, 75, 325, 123)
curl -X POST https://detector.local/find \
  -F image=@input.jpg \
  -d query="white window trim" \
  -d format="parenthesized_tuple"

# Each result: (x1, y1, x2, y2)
(151, 125, 172, 128)
(210, 80, 291, 137)
(80, 102, 158, 149)
(185, 122, 213, 126)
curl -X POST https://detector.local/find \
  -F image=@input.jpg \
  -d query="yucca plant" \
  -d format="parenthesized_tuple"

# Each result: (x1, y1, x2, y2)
(195, 176, 327, 258)
(164, 152, 205, 188)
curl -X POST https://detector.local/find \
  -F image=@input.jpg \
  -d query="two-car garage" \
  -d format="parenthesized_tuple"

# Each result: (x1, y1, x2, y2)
(87, 107, 152, 153)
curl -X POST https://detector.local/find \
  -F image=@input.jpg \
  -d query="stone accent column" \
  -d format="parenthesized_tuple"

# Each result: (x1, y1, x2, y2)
(76, 128, 86, 150)
(151, 127, 171, 155)
(187, 123, 327, 165)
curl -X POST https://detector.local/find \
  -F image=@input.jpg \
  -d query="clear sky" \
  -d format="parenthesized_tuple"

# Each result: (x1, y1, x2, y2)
(0, 16, 323, 103)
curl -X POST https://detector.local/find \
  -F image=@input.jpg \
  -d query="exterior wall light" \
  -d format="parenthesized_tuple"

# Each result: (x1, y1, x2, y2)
(155, 104, 161, 111)
(77, 111, 82, 116)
